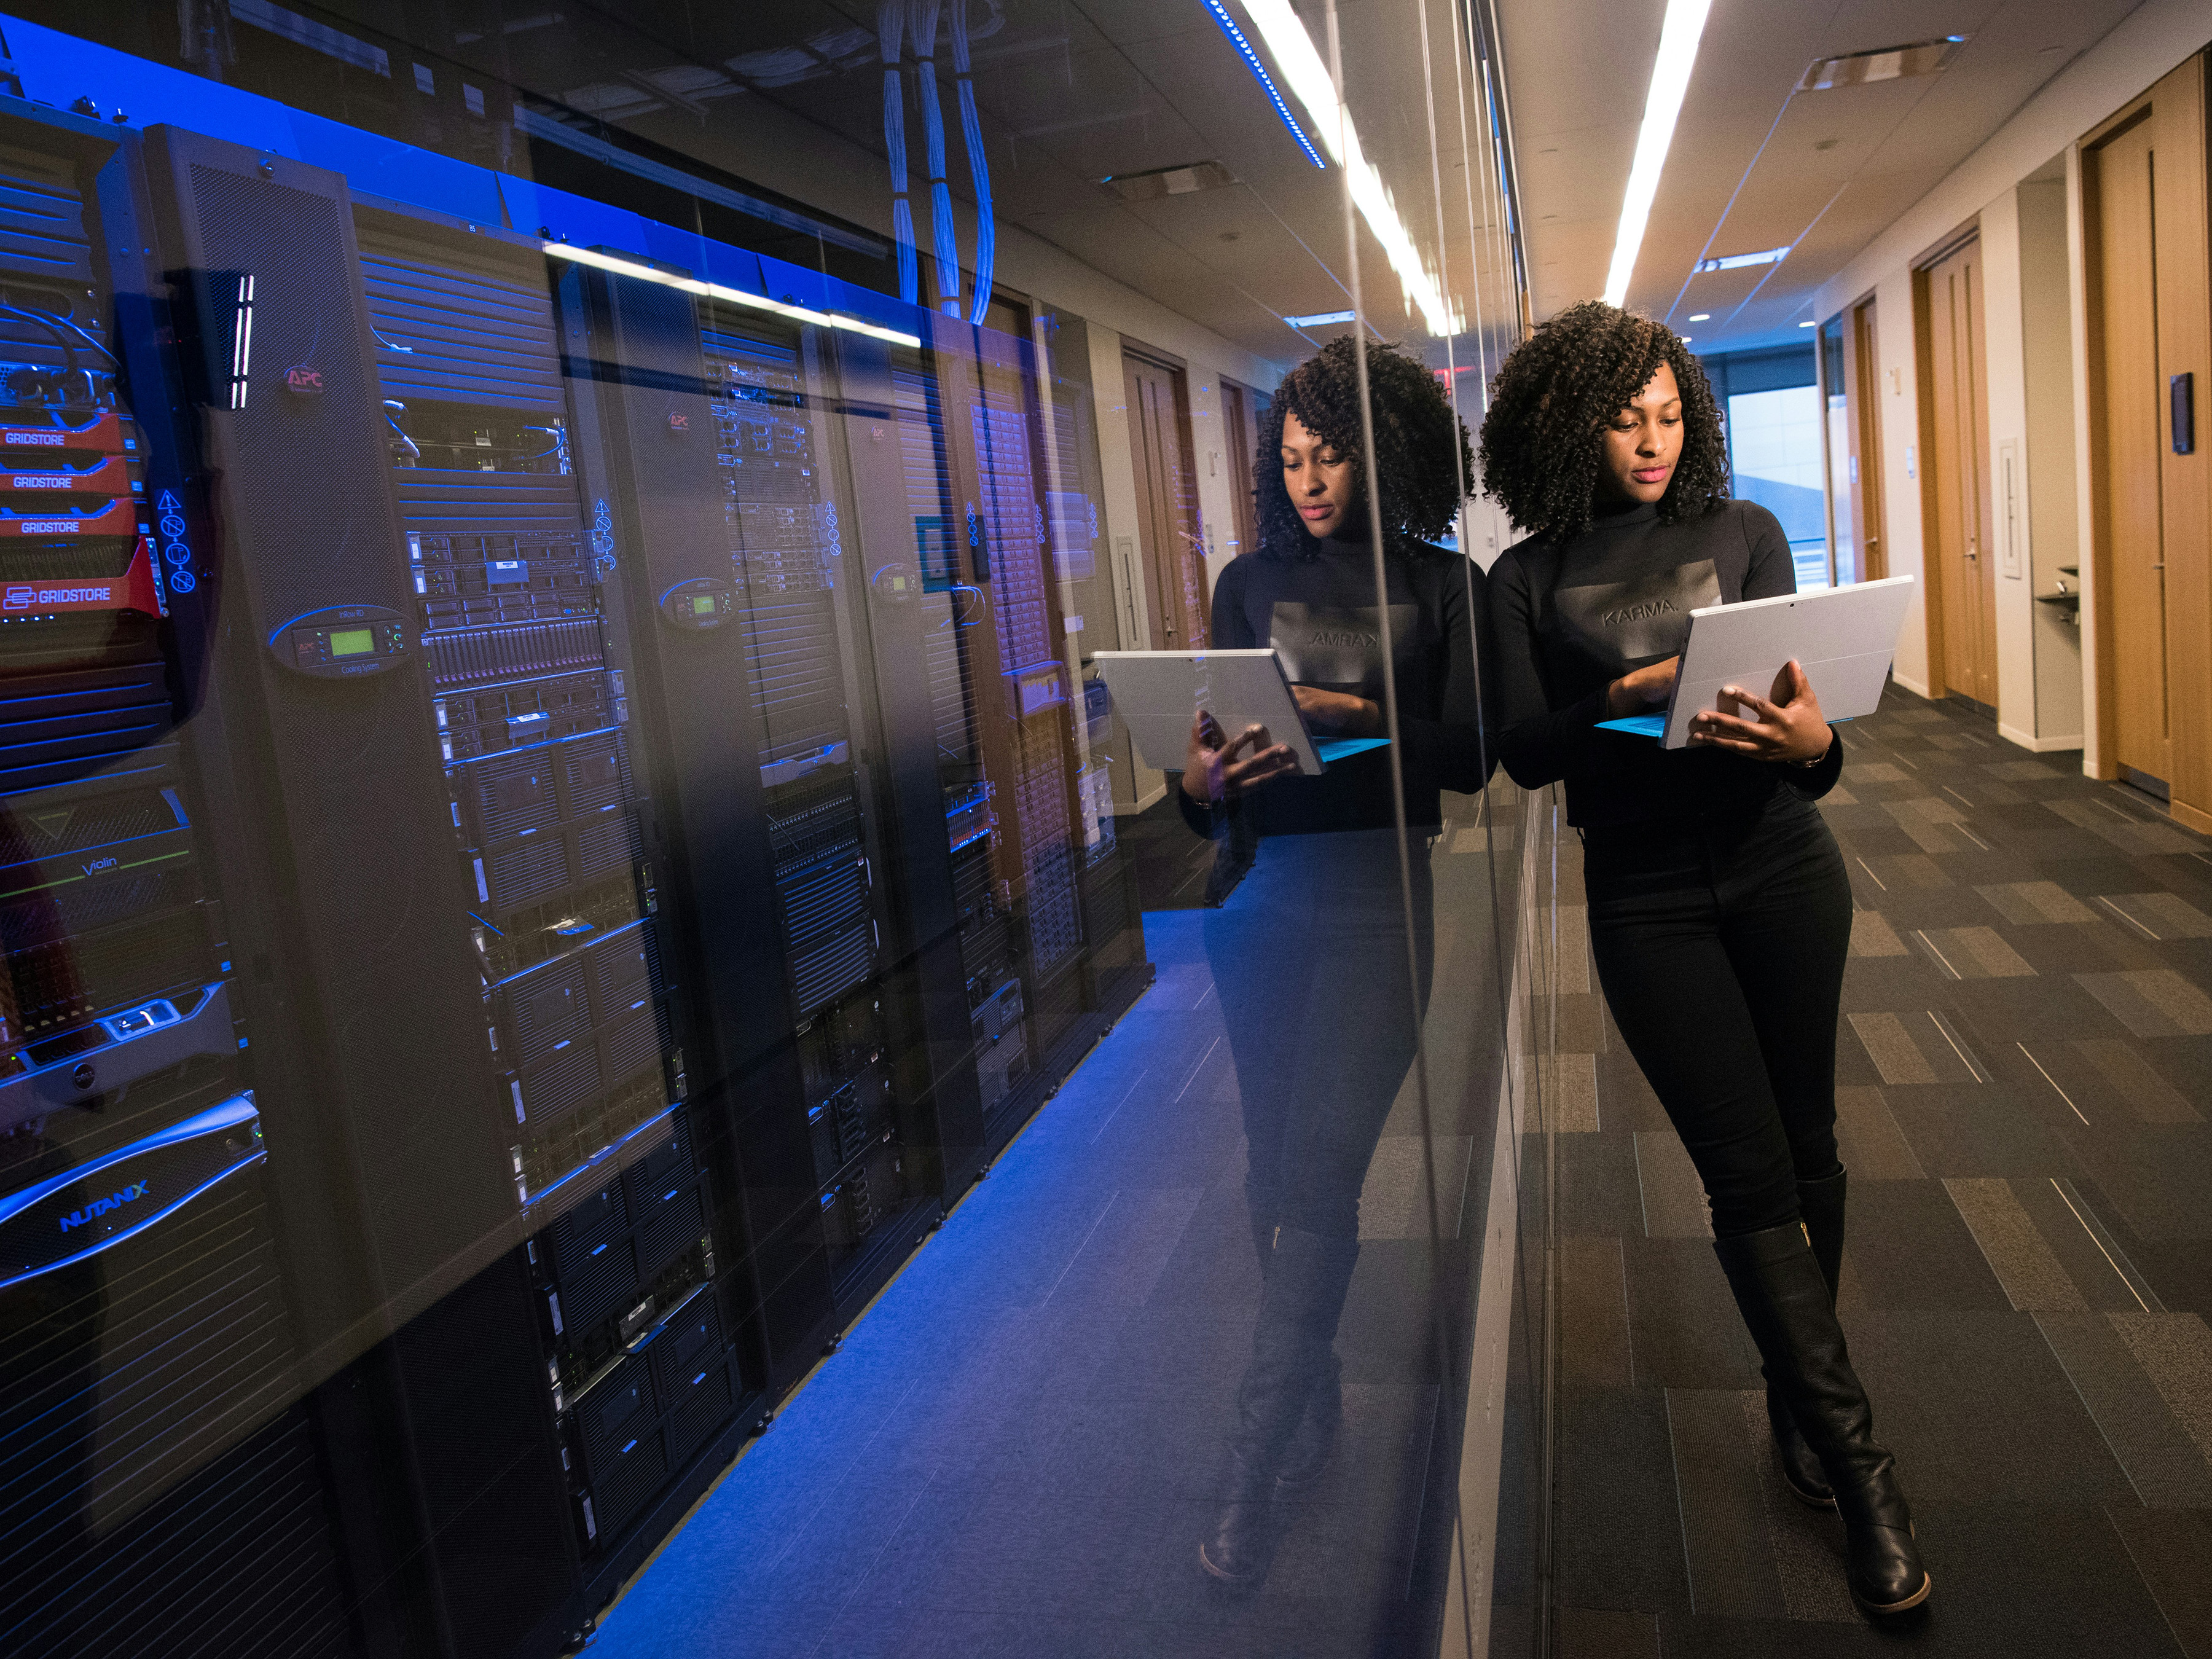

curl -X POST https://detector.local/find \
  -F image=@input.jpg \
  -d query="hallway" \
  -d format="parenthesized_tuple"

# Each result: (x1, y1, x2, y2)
(1543, 691, 2212, 1656)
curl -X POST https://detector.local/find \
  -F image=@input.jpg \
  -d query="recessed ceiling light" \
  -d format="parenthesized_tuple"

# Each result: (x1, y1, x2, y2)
(1100, 160, 1239, 201)
(1696, 245, 1790, 273)
(1680, 337, 1693, 345)
(1284, 310, 1357, 327)
(1688, 312, 1711, 321)
(1798, 36, 1966, 93)
(1798, 320, 1818, 327)
(1604, 0, 1712, 307)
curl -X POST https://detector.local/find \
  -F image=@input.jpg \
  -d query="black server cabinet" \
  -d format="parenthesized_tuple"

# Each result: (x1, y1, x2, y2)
(136, 130, 587, 1657)
(913, 318, 1101, 1145)
(0, 107, 355, 1658)
(346, 199, 745, 1588)
(560, 262, 977, 1373)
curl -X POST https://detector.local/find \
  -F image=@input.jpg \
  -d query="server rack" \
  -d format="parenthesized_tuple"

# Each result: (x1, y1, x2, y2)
(560, 259, 980, 1390)
(349, 200, 743, 1575)
(0, 108, 355, 1658)
(136, 131, 595, 1657)
(905, 318, 1134, 1145)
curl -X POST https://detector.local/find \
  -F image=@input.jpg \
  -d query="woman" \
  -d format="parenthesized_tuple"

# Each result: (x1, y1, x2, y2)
(1179, 337, 1489, 1582)
(1480, 301, 1929, 1617)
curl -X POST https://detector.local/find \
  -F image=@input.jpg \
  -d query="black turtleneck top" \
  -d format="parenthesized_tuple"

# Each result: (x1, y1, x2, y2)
(1178, 531, 1492, 837)
(1488, 498, 1843, 829)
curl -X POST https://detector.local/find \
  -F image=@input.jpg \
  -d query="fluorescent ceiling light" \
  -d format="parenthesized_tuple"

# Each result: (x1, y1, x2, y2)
(1285, 309, 1357, 327)
(1233, 0, 1456, 336)
(1202, 0, 1325, 170)
(1696, 245, 1791, 273)
(543, 241, 920, 348)
(1688, 312, 1710, 321)
(1798, 319, 1818, 327)
(1603, 0, 1712, 307)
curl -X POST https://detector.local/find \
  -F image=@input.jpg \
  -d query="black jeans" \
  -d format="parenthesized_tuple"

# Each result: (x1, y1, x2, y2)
(1582, 788, 1852, 1238)
(1204, 828, 1435, 1242)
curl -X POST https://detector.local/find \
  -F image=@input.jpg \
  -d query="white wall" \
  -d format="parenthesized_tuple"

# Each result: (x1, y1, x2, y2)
(1872, 265, 1931, 697)
(1976, 189, 2042, 742)
(1185, 371, 1241, 599)
(1086, 324, 1167, 812)
(2018, 171, 2086, 745)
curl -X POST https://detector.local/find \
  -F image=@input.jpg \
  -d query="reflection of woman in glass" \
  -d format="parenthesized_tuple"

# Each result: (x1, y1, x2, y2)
(1481, 302, 1928, 1616)
(1179, 337, 1488, 1582)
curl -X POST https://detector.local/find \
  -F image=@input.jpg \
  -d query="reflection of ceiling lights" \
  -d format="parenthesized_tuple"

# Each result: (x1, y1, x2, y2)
(1202, 0, 1325, 170)
(1101, 161, 1240, 201)
(1798, 37, 1966, 93)
(1603, 0, 1712, 307)
(1230, 0, 1456, 336)
(541, 242, 921, 348)
(1285, 310, 1357, 327)
(1696, 245, 1791, 273)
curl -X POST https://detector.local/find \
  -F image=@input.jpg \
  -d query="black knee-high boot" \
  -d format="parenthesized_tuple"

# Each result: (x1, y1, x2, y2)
(1241, 1193, 1346, 1495)
(1767, 1169, 1847, 1506)
(1201, 1228, 1359, 1582)
(1715, 1222, 1930, 1616)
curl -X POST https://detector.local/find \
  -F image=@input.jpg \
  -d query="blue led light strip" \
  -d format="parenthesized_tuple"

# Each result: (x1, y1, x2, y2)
(1202, 0, 1325, 170)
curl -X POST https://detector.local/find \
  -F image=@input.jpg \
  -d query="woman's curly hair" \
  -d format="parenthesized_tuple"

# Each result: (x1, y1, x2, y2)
(1477, 301, 1727, 542)
(1253, 335, 1472, 559)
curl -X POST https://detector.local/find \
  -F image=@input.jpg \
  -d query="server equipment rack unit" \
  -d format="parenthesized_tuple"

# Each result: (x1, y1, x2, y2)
(350, 194, 755, 1598)
(912, 313, 1150, 1147)
(558, 253, 981, 1386)
(0, 105, 356, 1659)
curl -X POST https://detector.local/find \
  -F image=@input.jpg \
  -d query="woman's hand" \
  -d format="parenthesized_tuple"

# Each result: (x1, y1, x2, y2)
(1688, 659, 1834, 764)
(1606, 655, 1680, 719)
(1181, 708, 1298, 803)
(1291, 686, 1383, 737)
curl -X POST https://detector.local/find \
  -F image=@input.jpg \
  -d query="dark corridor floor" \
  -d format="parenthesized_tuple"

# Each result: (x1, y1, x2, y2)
(1545, 690, 2212, 1657)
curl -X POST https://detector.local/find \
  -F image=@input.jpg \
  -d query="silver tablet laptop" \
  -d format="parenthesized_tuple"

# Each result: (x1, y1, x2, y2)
(1091, 649, 1389, 777)
(1655, 575, 1916, 750)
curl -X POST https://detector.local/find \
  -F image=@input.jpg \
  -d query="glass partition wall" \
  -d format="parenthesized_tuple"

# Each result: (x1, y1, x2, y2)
(0, 4, 1549, 1657)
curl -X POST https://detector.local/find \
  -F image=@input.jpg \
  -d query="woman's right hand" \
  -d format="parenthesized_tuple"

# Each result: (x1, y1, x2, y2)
(1606, 654, 1681, 719)
(1182, 708, 1298, 803)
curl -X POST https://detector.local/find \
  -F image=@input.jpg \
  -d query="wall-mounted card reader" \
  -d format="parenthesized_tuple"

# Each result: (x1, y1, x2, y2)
(270, 604, 409, 678)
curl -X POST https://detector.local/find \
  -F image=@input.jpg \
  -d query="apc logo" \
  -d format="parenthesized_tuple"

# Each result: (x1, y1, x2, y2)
(59, 1179, 149, 1234)
(282, 364, 325, 397)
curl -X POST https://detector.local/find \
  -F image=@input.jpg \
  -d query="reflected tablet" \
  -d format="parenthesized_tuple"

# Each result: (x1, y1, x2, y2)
(1093, 649, 1387, 777)
(1655, 576, 1916, 750)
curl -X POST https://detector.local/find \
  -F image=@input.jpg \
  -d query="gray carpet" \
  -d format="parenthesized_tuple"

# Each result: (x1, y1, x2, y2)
(1539, 689, 2212, 1657)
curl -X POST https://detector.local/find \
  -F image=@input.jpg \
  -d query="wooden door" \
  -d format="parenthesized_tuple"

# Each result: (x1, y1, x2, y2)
(1921, 239, 1998, 705)
(1847, 299, 1887, 581)
(2085, 112, 2173, 788)
(1122, 350, 1208, 648)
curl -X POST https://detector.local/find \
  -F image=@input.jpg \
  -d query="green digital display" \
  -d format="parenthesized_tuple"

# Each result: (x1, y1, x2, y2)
(691, 595, 717, 616)
(328, 628, 375, 658)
